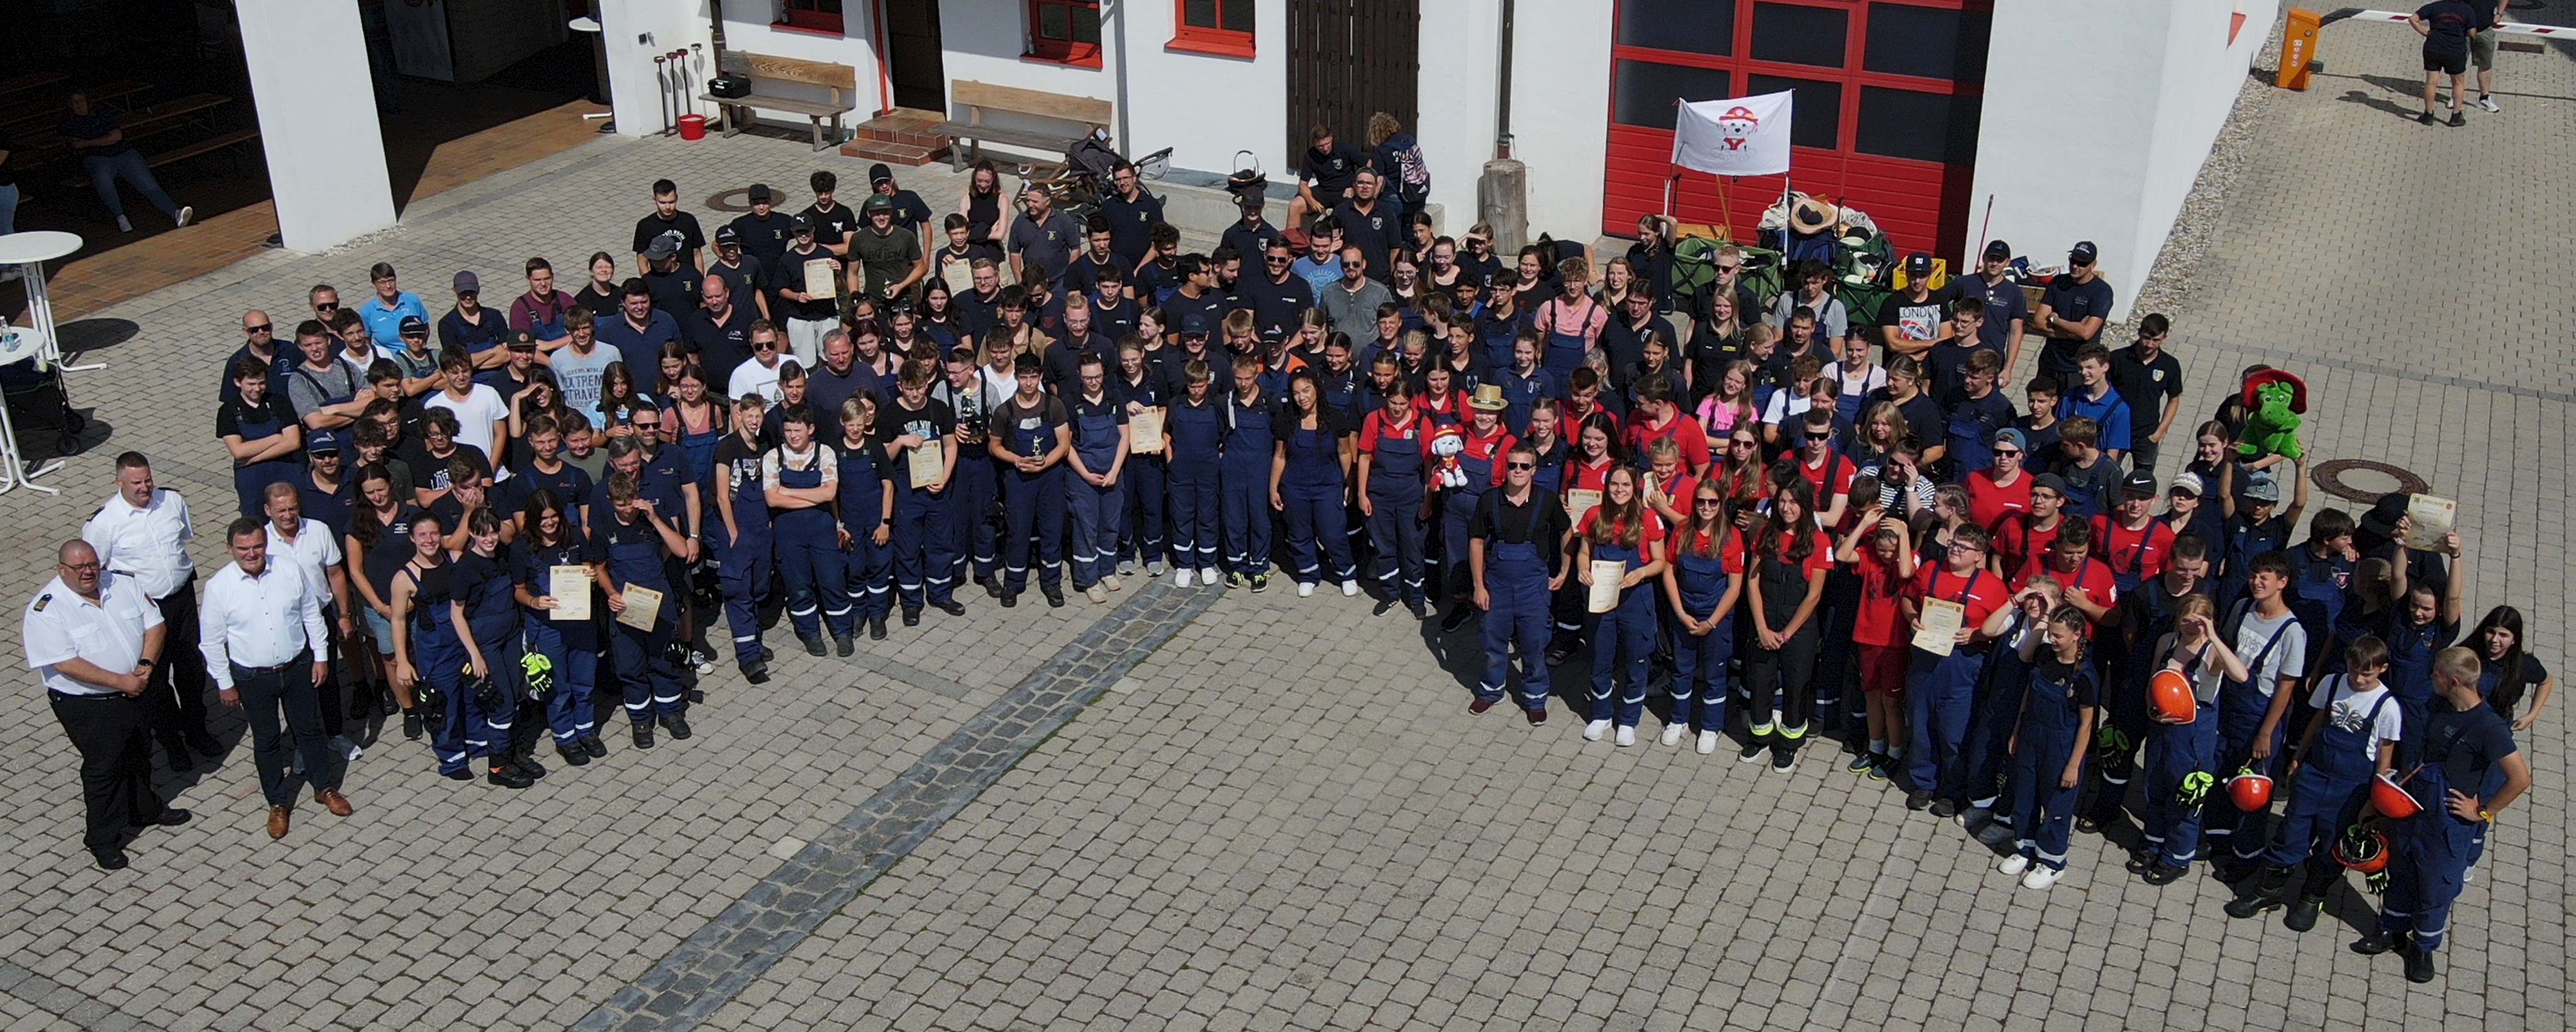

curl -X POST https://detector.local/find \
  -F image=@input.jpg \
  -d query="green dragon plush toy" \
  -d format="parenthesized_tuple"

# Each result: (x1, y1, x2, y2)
(2237, 369, 2307, 461)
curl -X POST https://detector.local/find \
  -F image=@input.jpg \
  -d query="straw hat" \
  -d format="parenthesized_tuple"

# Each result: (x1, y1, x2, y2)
(1791, 196, 1840, 231)
(1468, 384, 1509, 412)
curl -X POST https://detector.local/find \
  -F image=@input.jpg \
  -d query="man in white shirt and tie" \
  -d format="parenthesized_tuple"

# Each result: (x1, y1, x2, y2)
(23, 540, 191, 870)
(80, 452, 222, 772)
(201, 516, 350, 840)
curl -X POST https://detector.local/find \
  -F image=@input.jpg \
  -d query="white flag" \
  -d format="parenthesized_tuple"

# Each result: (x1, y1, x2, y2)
(1671, 91, 1794, 176)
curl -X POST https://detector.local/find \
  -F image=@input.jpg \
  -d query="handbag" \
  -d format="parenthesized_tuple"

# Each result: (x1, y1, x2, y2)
(708, 75, 751, 99)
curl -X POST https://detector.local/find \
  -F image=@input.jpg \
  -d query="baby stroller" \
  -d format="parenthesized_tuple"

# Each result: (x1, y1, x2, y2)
(1019, 130, 1170, 223)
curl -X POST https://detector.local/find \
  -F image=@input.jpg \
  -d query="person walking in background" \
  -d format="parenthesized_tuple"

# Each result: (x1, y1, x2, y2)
(2412, 0, 2479, 126)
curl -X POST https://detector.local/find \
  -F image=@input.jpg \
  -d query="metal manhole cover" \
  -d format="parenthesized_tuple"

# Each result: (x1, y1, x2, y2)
(705, 187, 799, 213)
(2310, 458, 2427, 502)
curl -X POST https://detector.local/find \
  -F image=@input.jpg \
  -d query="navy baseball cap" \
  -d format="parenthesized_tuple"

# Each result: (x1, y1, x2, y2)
(306, 428, 343, 454)
(398, 314, 428, 336)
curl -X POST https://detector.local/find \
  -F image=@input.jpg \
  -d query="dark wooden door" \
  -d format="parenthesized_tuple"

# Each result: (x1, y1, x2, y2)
(886, 0, 947, 113)
(1284, 0, 1418, 169)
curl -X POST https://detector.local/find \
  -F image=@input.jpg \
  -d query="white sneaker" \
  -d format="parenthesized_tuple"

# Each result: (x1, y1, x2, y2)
(1696, 731, 1719, 755)
(1660, 723, 1688, 746)
(1198, 568, 1219, 587)
(1614, 725, 1636, 747)
(2477, 94, 2500, 113)
(175, 206, 194, 228)
(1172, 569, 1194, 587)
(1101, 574, 1123, 592)
(1296, 581, 1315, 597)
(1998, 854, 2031, 876)
(1340, 580, 1360, 597)
(116, 215, 133, 233)
(1583, 719, 1611, 741)
(1085, 585, 1109, 603)
(2021, 866, 2063, 890)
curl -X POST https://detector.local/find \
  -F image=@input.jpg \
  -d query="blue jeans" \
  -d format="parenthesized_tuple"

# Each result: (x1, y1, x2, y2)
(82, 150, 180, 221)
(0, 183, 19, 235)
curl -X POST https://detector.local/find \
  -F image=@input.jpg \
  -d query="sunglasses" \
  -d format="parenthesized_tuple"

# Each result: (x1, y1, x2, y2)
(245, 324, 274, 334)
(1804, 432, 1833, 441)
(314, 302, 340, 311)
(1992, 448, 2021, 457)
(1694, 498, 1724, 508)
(1264, 256, 1291, 264)
(1716, 264, 1741, 273)
(1505, 462, 1536, 471)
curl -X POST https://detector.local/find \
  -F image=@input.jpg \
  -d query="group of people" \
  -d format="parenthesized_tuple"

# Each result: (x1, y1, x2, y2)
(27, 153, 2548, 985)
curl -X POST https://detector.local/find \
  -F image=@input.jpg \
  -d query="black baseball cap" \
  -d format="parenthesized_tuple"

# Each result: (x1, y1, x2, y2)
(747, 183, 774, 203)
(2070, 240, 2099, 265)
(714, 225, 741, 245)
(2121, 469, 2158, 496)
(1983, 240, 2012, 260)
(1905, 252, 1932, 279)
(398, 315, 428, 336)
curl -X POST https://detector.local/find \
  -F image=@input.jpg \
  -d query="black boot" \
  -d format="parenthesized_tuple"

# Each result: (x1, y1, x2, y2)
(2404, 947, 2437, 984)
(2351, 928, 2406, 955)
(2225, 865, 2292, 918)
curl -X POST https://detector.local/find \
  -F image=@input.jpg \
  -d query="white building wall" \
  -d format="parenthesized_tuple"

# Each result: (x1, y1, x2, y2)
(1117, 0, 1287, 177)
(601, 0, 718, 138)
(1414, 0, 1502, 235)
(1505, 0, 1614, 243)
(719, 8, 886, 119)
(934, 0, 1114, 155)
(239, 0, 395, 251)
(1968, 0, 2280, 318)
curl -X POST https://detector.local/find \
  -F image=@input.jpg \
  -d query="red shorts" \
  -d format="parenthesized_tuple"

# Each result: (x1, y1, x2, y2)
(1858, 644, 1909, 699)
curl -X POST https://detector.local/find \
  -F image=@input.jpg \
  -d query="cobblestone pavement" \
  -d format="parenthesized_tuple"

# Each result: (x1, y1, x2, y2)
(1, 21, 2569, 1029)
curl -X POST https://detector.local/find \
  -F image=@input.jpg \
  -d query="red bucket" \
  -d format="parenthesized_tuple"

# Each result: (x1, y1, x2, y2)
(677, 114, 708, 141)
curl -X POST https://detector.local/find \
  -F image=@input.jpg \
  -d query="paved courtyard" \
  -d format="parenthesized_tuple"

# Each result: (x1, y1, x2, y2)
(0, 21, 2568, 1032)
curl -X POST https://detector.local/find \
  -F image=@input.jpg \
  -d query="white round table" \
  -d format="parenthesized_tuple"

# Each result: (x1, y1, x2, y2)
(0, 230, 80, 494)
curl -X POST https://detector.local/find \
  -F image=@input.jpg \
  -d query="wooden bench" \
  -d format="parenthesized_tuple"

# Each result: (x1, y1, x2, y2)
(66, 128, 260, 188)
(933, 80, 1113, 173)
(0, 72, 67, 104)
(0, 79, 151, 129)
(699, 52, 857, 152)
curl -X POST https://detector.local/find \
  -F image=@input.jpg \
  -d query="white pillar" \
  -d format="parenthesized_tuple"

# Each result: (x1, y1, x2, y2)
(236, 0, 398, 252)
(600, 0, 715, 139)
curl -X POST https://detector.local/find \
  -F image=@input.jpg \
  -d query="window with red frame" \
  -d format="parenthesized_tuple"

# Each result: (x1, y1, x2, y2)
(1172, 0, 1255, 56)
(776, 0, 843, 33)
(1028, 0, 1104, 65)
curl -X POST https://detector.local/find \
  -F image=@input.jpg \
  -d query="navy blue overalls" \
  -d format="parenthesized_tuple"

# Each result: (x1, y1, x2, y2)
(2263, 680, 2394, 868)
(1219, 392, 1276, 578)
(675, 406, 723, 489)
(602, 513, 685, 725)
(2386, 618, 2448, 766)
(836, 438, 892, 628)
(2009, 655, 2095, 872)
(1965, 613, 2038, 814)
(1279, 414, 1354, 585)
(2140, 643, 2223, 868)
(517, 535, 599, 746)
(1667, 530, 1736, 733)
(1167, 396, 1222, 574)
(1066, 395, 1127, 590)
(2378, 705, 2505, 952)
(1001, 403, 1067, 592)
(228, 401, 299, 519)
(453, 551, 522, 765)
(1587, 521, 1657, 726)
(1477, 491, 1556, 711)
(1478, 310, 1521, 372)
(1116, 374, 1169, 571)
(2086, 579, 2186, 825)
(2216, 515, 2287, 612)
(2207, 601, 2301, 862)
(401, 561, 472, 775)
(1440, 428, 1504, 600)
(772, 445, 848, 641)
(936, 379, 1002, 587)
(1906, 568, 1992, 802)
(1539, 297, 1597, 375)
(1364, 411, 1429, 607)
(716, 439, 772, 668)
(1495, 367, 1560, 438)
(886, 409, 957, 611)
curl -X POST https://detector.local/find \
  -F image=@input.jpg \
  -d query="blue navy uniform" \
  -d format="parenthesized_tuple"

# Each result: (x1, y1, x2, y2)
(1666, 526, 1739, 735)
(1905, 568, 2001, 802)
(2376, 700, 2516, 953)
(1065, 389, 1130, 591)
(1167, 392, 1223, 574)
(996, 393, 1070, 593)
(880, 398, 957, 611)
(1584, 513, 1663, 728)
(1115, 371, 1169, 572)
(2262, 677, 2398, 870)
(1219, 388, 1279, 580)
(513, 531, 599, 749)
(1493, 367, 1563, 438)
(2140, 642, 2223, 870)
(450, 550, 523, 765)
(2384, 616, 2458, 767)
(836, 436, 894, 628)
(2007, 651, 2098, 872)
(2207, 599, 2307, 863)
(932, 377, 1004, 589)
(711, 433, 771, 669)
(1360, 409, 1430, 608)
(768, 442, 848, 641)
(1472, 487, 1568, 712)
(592, 508, 686, 728)
(1277, 405, 1355, 586)
(399, 560, 472, 775)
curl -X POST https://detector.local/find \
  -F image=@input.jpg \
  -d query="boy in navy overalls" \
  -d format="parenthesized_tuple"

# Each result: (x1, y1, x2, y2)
(593, 472, 691, 748)
(2227, 636, 2402, 930)
(991, 353, 1072, 606)
(709, 397, 773, 681)
(2357, 646, 2530, 984)
(1165, 359, 1223, 585)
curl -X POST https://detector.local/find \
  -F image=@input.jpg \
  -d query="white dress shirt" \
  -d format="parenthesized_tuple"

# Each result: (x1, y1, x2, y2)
(23, 574, 162, 696)
(197, 561, 328, 691)
(81, 489, 197, 599)
(265, 518, 345, 600)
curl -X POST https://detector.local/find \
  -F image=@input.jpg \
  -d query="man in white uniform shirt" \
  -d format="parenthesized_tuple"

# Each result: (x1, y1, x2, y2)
(80, 452, 223, 771)
(25, 540, 190, 870)
(201, 516, 350, 841)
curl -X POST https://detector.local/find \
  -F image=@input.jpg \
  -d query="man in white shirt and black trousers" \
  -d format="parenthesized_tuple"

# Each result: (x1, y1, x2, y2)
(80, 452, 223, 772)
(201, 516, 352, 841)
(23, 540, 192, 870)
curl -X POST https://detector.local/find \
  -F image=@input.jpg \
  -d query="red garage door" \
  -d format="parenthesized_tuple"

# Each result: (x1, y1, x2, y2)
(1604, 0, 1989, 259)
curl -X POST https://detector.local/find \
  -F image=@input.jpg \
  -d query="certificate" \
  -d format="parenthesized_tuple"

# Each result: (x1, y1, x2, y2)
(1912, 598, 1965, 657)
(2403, 494, 2455, 550)
(908, 438, 946, 488)
(940, 258, 973, 295)
(547, 565, 592, 621)
(1565, 489, 1602, 530)
(1587, 559, 1626, 614)
(616, 585, 664, 632)
(1129, 408, 1165, 454)
(804, 258, 838, 301)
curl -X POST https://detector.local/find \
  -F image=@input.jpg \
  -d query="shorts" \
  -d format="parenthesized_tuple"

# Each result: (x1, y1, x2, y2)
(360, 607, 396, 656)
(1858, 644, 1909, 699)
(2469, 28, 2496, 70)
(2424, 47, 2467, 76)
